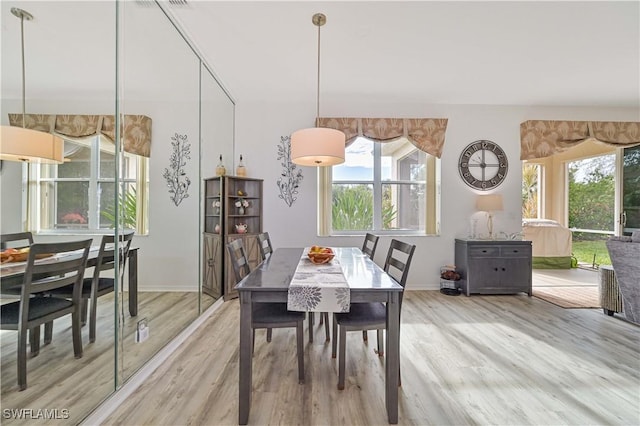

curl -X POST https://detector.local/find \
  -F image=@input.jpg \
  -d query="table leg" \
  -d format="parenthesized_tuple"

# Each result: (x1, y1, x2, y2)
(386, 291, 400, 424)
(239, 291, 253, 425)
(128, 249, 138, 317)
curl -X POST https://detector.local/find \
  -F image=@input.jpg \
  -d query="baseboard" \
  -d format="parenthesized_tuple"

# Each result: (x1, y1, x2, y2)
(406, 283, 439, 291)
(80, 296, 225, 425)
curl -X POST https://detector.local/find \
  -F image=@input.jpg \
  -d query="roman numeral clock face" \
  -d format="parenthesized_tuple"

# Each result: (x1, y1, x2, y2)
(458, 140, 508, 191)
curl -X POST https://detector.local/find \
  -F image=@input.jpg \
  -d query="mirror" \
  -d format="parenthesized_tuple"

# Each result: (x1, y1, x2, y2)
(1, 0, 234, 422)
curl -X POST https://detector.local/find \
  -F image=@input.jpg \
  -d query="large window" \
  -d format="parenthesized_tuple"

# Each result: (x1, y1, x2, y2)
(321, 137, 439, 235)
(522, 163, 541, 219)
(32, 135, 148, 234)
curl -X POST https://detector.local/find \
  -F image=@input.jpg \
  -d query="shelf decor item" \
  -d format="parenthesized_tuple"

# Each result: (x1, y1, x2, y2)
(236, 154, 247, 177)
(235, 198, 249, 215)
(212, 199, 221, 214)
(216, 155, 226, 176)
(235, 223, 248, 234)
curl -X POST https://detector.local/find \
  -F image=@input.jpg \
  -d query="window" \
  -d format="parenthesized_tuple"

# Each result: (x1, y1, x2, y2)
(522, 163, 541, 219)
(31, 135, 148, 234)
(320, 137, 439, 235)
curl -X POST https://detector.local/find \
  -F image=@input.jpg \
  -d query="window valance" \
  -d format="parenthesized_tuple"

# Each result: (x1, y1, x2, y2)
(8, 113, 152, 157)
(317, 117, 448, 158)
(520, 120, 640, 160)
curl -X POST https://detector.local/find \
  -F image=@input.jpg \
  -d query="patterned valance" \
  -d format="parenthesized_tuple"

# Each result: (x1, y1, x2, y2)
(8, 113, 152, 157)
(520, 120, 640, 160)
(317, 117, 448, 158)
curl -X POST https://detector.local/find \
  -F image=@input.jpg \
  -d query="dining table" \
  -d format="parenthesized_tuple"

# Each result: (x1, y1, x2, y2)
(235, 247, 403, 424)
(0, 246, 139, 317)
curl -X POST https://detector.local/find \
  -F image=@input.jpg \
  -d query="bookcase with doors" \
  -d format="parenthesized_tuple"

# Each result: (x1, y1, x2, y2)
(203, 176, 263, 300)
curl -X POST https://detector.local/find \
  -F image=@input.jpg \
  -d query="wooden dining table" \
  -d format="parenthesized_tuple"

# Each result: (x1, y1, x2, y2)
(235, 247, 403, 424)
(0, 246, 139, 317)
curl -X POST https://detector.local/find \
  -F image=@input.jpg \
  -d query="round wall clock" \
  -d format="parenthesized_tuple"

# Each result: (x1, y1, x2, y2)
(458, 140, 508, 191)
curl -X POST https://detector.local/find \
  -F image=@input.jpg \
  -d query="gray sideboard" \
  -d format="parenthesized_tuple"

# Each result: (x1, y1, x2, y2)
(455, 239, 532, 296)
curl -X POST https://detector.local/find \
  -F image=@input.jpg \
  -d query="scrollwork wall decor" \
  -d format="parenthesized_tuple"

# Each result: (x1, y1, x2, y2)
(162, 132, 191, 206)
(276, 135, 304, 207)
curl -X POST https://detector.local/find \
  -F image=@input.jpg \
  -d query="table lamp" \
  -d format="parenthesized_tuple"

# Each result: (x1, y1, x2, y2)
(476, 194, 503, 239)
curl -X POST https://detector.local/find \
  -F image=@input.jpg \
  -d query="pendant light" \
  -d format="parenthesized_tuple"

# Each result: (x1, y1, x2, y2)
(291, 13, 345, 167)
(0, 8, 63, 164)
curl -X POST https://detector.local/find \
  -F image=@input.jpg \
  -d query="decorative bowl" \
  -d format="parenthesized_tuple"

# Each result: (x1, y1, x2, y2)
(308, 248, 335, 264)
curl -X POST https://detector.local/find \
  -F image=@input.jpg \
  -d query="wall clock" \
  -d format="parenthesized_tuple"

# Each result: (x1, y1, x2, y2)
(458, 140, 508, 191)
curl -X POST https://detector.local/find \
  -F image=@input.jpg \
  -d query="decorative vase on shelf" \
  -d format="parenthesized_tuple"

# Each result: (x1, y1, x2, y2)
(238, 206, 245, 215)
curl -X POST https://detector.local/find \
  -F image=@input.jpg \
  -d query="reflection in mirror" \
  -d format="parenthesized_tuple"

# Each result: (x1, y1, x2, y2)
(118, 1, 202, 383)
(1, 0, 235, 422)
(200, 63, 235, 312)
(0, 1, 117, 423)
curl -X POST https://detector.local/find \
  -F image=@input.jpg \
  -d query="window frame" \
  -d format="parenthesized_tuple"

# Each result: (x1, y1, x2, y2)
(28, 135, 149, 235)
(319, 136, 439, 237)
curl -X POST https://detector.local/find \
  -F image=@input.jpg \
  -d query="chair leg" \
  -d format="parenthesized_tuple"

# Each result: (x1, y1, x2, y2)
(376, 330, 384, 357)
(44, 321, 53, 344)
(331, 315, 338, 358)
(308, 312, 314, 343)
(338, 325, 347, 390)
(29, 327, 40, 356)
(323, 312, 330, 342)
(266, 328, 273, 342)
(71, 309, 83, 359)
(89, 296, 98, 343)
(363, 330, 368, 341)
(17, 328, 28, 391)
(296, 321, 304, 384)
(252, 329, 256, 355)
(81, 298, 88, 326)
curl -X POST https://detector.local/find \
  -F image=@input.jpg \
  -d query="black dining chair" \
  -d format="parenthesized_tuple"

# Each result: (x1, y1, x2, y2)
(49, 231, 133, 343)
(331, 239, 415, 390)
(227, 238, 305, 383)
(256, 232, 273, 261)
(0, 239, 92, 391)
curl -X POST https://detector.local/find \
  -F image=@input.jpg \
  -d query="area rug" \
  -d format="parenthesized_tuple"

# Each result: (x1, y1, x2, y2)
(533, 286, 600, 309)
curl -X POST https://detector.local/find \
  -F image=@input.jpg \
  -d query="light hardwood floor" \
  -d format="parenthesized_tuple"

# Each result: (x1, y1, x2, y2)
(1, 292, 206, 425)
(104, 291, 640, 425)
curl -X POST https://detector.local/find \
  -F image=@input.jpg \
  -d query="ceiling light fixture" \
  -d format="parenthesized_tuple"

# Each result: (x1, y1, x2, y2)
(290, 13, 345, 167)
(0, 8, 63, 164)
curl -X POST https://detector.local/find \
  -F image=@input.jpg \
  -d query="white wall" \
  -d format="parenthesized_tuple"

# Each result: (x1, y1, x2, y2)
(235, 100, 639, 289)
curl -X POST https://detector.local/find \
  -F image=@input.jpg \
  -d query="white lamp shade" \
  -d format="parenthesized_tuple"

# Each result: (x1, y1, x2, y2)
(476, 194, 503, 212)
(291, 127, 345, 166)
(1, 125, 64, 163)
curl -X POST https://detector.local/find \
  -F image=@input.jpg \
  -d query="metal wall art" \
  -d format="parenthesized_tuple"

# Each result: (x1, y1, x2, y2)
(163, 132, 191, 206)
(276, 135, 304, 207)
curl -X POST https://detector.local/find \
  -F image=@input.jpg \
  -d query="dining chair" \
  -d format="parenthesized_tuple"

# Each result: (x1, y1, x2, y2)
(0, 239, 92, 391)
(0, 231, 53, 351)
(1, 231, 34, 250)
(49, 231, 134, 343)
(360, 233, 379, 342)
(256, 232, 273, 261)
(361, 233, 379, 259)
(227, 238, 305, 383)
(332, 238, 415, 390)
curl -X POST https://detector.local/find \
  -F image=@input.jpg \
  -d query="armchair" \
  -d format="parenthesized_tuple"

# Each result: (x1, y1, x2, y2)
(605, 231, 640, 324)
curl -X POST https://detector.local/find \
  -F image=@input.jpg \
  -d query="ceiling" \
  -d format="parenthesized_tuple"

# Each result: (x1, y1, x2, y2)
(2, 1, 639, 109)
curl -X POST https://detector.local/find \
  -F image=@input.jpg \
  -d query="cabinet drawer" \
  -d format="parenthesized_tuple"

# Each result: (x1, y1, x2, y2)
(500, 246, 532, 257)
(468, 246, 500, 257)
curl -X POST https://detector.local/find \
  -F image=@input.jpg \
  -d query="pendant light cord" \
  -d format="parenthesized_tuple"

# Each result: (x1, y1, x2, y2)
(316, 21, 321, 124)
(19, 13, 26, 128)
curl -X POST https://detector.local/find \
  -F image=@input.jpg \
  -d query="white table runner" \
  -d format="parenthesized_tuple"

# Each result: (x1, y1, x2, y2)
(287, 249, 350, 313)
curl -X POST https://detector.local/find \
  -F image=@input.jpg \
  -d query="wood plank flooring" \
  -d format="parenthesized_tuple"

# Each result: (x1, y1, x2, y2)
(104, 291, 640, 425)
(1, 292, 205, 425)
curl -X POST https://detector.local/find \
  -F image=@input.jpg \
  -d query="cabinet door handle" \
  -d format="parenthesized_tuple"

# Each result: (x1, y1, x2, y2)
(501, 268, 506, 271)
(494, 267, 498, 271)
(482, 250, 488, 253)
(513, 250, 518, 253)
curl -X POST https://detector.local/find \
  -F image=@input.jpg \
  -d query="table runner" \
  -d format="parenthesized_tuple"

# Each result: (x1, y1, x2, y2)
(287, 248, 350, 313)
